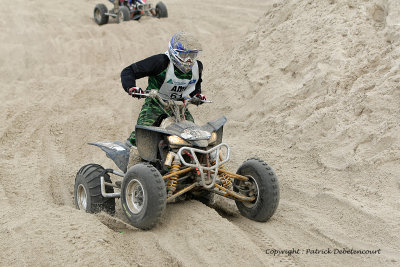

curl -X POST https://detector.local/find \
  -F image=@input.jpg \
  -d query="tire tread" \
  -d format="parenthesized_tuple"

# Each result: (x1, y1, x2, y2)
(74, 164, 115, 215)
(121, 163, 166, 230)
(235, 158, 280, 222)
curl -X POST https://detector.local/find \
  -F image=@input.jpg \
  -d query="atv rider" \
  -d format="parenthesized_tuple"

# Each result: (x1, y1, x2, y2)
(121, 32, 206, 147)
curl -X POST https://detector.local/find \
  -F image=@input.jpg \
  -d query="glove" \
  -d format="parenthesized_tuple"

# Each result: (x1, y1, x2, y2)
(195, 93, 206, 101)
(128, 87, 144, 99)
(191, 93, 206, 105)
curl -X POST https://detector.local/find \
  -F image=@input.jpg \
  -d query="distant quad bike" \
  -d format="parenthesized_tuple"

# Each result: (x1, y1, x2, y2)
(94, 0, 168, 25)
(74, 90, 280, 230)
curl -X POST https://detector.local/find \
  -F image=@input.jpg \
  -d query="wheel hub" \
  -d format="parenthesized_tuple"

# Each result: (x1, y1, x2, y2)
(77, 184, 87, 210)
(237, 175, 259, 207)
(95, 10, 101, 21)
(126, 179, 145, 214)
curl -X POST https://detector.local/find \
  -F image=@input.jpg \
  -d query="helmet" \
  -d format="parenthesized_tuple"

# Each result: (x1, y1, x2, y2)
(168, 32, 202, 73)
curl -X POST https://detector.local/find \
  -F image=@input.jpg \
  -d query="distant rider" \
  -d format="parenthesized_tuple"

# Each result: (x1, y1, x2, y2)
(121, 32, 206, 147)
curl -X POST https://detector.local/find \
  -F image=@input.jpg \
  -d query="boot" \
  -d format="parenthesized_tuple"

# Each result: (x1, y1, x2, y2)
(127, 146, 142, 169)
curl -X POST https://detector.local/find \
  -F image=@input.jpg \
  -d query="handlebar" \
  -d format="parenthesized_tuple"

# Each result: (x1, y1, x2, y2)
(133, 90, 212, 107)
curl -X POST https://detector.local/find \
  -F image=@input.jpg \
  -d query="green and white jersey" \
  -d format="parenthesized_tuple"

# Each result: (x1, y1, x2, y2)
(157, 52, 199, 100)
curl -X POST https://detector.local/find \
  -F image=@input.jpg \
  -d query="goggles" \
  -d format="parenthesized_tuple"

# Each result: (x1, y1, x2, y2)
(174, 49, 199, 62)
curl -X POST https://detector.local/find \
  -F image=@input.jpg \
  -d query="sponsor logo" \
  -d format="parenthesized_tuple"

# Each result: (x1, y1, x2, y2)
(171, 80, 187, 86)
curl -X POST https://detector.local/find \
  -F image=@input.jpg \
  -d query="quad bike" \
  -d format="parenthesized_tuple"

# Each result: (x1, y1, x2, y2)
(94, 0, 168, 25)
(74, 90, 280, 230)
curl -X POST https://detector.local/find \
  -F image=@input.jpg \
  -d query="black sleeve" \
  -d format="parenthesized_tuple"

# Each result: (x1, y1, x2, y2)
(121, 54, 170, 93)
(189, 60, 203, 97)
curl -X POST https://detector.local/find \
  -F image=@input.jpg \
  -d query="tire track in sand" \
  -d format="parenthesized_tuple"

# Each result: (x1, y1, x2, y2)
(212, 199, 298, 267)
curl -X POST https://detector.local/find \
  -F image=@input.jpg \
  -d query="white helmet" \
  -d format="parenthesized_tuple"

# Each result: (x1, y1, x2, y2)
(168, 32, 202, 73)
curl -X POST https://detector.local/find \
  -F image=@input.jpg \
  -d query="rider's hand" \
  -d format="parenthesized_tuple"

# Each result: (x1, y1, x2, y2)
(191, 93, 206, 105)
(195, 93, 206, 101)
(128, 87, 144, 99)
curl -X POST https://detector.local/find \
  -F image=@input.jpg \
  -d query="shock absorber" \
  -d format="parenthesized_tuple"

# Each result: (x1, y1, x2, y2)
(213, 154, 232, 189)
(167, 159, 181, 197)
(218, 163, 233, 189)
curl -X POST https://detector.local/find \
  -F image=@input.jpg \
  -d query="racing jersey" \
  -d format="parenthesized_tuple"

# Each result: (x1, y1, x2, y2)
(121, 54, 203, 98)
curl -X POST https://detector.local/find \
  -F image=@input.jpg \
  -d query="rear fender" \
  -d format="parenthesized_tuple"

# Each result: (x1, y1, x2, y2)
(88, 141, 130, 173)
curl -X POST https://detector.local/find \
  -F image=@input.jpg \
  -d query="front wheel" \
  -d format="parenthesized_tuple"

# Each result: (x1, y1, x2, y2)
(233, 158, 279, 222)
(121, 163, 167, 230)
(155, 2, 168, 18)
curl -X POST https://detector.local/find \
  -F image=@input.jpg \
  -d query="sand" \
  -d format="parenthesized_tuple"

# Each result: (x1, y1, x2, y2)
(0, 0, 399, 266)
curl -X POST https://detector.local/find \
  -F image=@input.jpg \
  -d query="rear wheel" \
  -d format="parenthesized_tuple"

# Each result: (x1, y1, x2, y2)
(155, 2, 168, 18)
(117, 6, 131, 23)
(121, 163, 167, 230)
(94, 4, 109, 25)
(233, 158, 279, 222)
(74, 164, 115, 215)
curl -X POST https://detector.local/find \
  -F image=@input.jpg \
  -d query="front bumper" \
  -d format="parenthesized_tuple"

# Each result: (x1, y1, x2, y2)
(177, 143, 230, 188)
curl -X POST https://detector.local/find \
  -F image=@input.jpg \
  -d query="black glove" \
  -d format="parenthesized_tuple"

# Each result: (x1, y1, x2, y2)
(196, 93, 206, 100)
(128, 87, 144, 99)
(191, 93, 206, 105)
